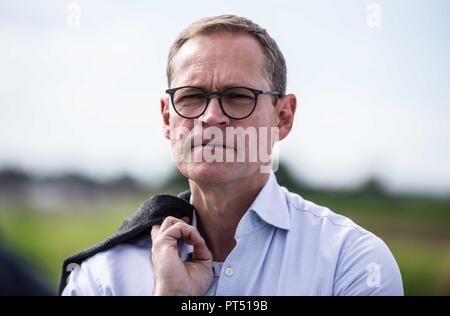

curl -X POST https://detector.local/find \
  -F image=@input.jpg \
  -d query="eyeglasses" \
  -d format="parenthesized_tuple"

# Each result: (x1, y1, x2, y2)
(165, 86, 280, 120)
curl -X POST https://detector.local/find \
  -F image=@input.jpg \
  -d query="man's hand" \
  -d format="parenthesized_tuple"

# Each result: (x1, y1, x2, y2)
(151, 216, 213, 296)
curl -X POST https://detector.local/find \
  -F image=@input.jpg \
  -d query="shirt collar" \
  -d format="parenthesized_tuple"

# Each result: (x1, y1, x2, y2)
(188, 170, 291, 231)
(181, 171, 291, 259)
(247, 170, 291, 231)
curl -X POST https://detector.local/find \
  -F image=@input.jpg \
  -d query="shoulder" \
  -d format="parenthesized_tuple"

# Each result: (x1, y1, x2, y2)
(283, 187, 369, 243)
(281, 187, 404, 295)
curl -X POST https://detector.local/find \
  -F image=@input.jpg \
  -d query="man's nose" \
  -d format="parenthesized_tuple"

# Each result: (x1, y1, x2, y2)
(199, 96, 230, 126)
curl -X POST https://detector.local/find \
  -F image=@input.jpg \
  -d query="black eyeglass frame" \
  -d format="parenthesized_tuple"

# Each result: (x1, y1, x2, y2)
(165, 86, 280, 120)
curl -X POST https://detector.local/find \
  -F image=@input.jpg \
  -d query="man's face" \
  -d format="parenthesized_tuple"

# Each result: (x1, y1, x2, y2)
(161, 33, 281, 185)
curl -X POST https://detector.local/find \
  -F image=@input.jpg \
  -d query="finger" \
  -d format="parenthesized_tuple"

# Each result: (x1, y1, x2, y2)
(191, 237, 213, 264)
(161, 223, 212, 262)
(159, 216, 190, 234)
(151, 225, 160, 242)
(160, 222, 199, 242)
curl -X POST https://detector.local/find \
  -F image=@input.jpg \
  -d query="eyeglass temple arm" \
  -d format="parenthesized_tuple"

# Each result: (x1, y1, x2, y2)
(260, 90, 280, 96)
(258, 90, 280, 106)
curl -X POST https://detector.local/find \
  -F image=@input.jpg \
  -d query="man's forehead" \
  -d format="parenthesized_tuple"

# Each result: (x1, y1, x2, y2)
(170, 33, 267, 88)
(172, 67, 259, 90)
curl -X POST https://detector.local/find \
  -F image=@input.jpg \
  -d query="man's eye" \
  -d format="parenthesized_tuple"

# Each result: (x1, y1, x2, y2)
(182, 93, 203, 99)
(227, 93, 253, 99)
(185, 94, 204, 98)
(178, 94, 204, 102)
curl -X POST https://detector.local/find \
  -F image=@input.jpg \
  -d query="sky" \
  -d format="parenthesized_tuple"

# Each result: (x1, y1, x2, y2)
(0, 0, 449, 195)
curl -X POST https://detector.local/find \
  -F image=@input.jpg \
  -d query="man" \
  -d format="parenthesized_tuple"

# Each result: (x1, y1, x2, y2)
(61, 15, 403, 296)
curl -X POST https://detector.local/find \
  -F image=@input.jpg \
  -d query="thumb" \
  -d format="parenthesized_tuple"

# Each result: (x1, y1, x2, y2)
(151, 225, 161, 242)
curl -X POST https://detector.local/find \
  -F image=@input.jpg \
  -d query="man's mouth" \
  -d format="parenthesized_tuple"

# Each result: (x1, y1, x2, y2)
(192, 140, 233, 149)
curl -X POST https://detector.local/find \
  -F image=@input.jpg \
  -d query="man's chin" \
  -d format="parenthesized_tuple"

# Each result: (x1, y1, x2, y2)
(188, 161, 232, 175)
(180, 161, 248, 185)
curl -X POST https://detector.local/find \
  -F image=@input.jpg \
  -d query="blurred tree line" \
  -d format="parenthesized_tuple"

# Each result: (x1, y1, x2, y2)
(1, 162, 449, 295)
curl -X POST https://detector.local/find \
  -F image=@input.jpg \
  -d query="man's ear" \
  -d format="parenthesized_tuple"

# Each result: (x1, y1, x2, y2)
(160, 96, 171, 140)
(275, 94, 297, 141)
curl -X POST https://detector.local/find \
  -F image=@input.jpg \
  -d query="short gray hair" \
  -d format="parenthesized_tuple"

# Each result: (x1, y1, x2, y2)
(167, 15, 287, 96)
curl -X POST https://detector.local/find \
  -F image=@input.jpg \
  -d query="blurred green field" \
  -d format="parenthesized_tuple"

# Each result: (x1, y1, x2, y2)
(1, 192, 449, 295)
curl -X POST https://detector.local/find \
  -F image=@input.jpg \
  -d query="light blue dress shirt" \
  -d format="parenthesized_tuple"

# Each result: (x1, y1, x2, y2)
(62, 171, 403, 296)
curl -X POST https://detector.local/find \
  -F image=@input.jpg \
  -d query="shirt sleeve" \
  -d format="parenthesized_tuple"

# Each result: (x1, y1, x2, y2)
(333, 232, 404, 296)
(61, 261, 104, 296)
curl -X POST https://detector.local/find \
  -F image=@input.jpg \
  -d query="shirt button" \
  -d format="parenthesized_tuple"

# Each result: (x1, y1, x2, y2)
(225, 267, 234, 276)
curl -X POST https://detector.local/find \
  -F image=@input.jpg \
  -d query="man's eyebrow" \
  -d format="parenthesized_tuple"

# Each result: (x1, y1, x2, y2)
(182, 83, 253, 90)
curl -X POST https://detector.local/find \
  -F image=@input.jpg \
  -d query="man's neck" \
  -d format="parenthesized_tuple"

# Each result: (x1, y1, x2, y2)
(189, 172, 270, 262)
